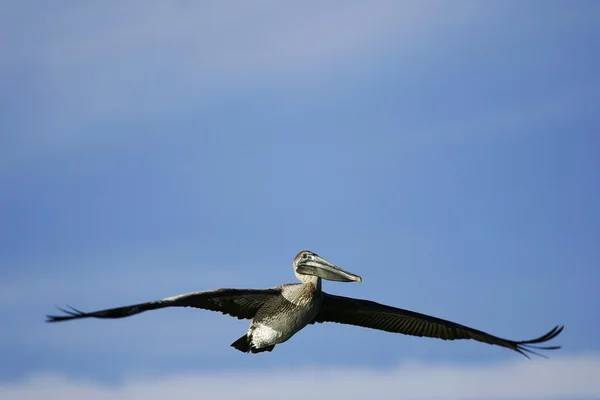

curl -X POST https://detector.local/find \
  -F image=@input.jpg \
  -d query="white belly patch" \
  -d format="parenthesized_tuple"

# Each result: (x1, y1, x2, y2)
(251, 323, 284, 348)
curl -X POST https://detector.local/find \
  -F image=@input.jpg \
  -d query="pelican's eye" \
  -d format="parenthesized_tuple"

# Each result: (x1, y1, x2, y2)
(302, 253, 309, 260)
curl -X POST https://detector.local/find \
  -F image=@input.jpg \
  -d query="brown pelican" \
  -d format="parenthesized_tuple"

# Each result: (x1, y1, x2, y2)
(47, 250, 563, 357)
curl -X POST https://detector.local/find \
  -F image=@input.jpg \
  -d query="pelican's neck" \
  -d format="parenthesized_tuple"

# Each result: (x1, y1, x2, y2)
(296, 273, 322, 291)
(313, 276, 322, 292)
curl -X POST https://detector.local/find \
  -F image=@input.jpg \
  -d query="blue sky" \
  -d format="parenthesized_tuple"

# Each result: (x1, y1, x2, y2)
(1, 1, 599, 398)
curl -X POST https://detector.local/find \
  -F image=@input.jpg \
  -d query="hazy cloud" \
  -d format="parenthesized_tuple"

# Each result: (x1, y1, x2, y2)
(2, 1, 484, 170)
(3, 1, 471, 79)
(2, 354, 599, 400)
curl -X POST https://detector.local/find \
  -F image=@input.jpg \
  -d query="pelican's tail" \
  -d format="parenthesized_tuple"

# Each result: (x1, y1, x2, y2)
(231, 334, 252, 353)
(230, 334, 275, 354)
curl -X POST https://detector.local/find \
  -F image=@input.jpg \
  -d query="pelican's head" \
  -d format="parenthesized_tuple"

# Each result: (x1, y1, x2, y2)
(293, 250, 362, 284)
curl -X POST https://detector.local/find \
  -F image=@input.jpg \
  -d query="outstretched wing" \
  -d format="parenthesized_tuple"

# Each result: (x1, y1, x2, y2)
(312, 293, 563, 358)
(46, 288, 282, 322)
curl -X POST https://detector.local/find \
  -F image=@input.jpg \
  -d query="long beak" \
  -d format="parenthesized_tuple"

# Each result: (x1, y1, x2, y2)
(296, 255, 362, 283)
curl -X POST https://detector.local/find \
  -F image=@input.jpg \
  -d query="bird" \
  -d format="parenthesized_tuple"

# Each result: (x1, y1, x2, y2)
(46, 250, 563, 357)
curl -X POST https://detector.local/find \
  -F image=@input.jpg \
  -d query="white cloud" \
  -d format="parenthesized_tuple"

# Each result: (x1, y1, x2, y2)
(4, 0, 454, 122)
(2, 354, 599, 400)
(4, 1, 472, 79)
(2, 1, 484, 170)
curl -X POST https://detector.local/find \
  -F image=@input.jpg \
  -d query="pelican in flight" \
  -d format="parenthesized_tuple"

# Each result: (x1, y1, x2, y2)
(47, 250, 563, 357)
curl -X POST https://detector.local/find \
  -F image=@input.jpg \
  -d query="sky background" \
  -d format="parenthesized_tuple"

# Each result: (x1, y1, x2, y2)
(1, 1, 599, 399)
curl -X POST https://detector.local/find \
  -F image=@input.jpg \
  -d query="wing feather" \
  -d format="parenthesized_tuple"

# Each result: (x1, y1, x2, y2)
(46, 288, 282, 322)
(312, 293, 563, 358)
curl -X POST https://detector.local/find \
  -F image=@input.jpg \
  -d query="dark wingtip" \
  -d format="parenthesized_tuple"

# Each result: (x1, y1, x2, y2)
(46, 314, 68, 322)
(46, 304, 62, 322)
(45, 304, 88, 322)
(516, 325, 564, 359)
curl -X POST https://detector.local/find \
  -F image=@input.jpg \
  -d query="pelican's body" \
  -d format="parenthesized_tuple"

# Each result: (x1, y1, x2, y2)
(47, 250, 563, 357)
(236, 282, 322, 352)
